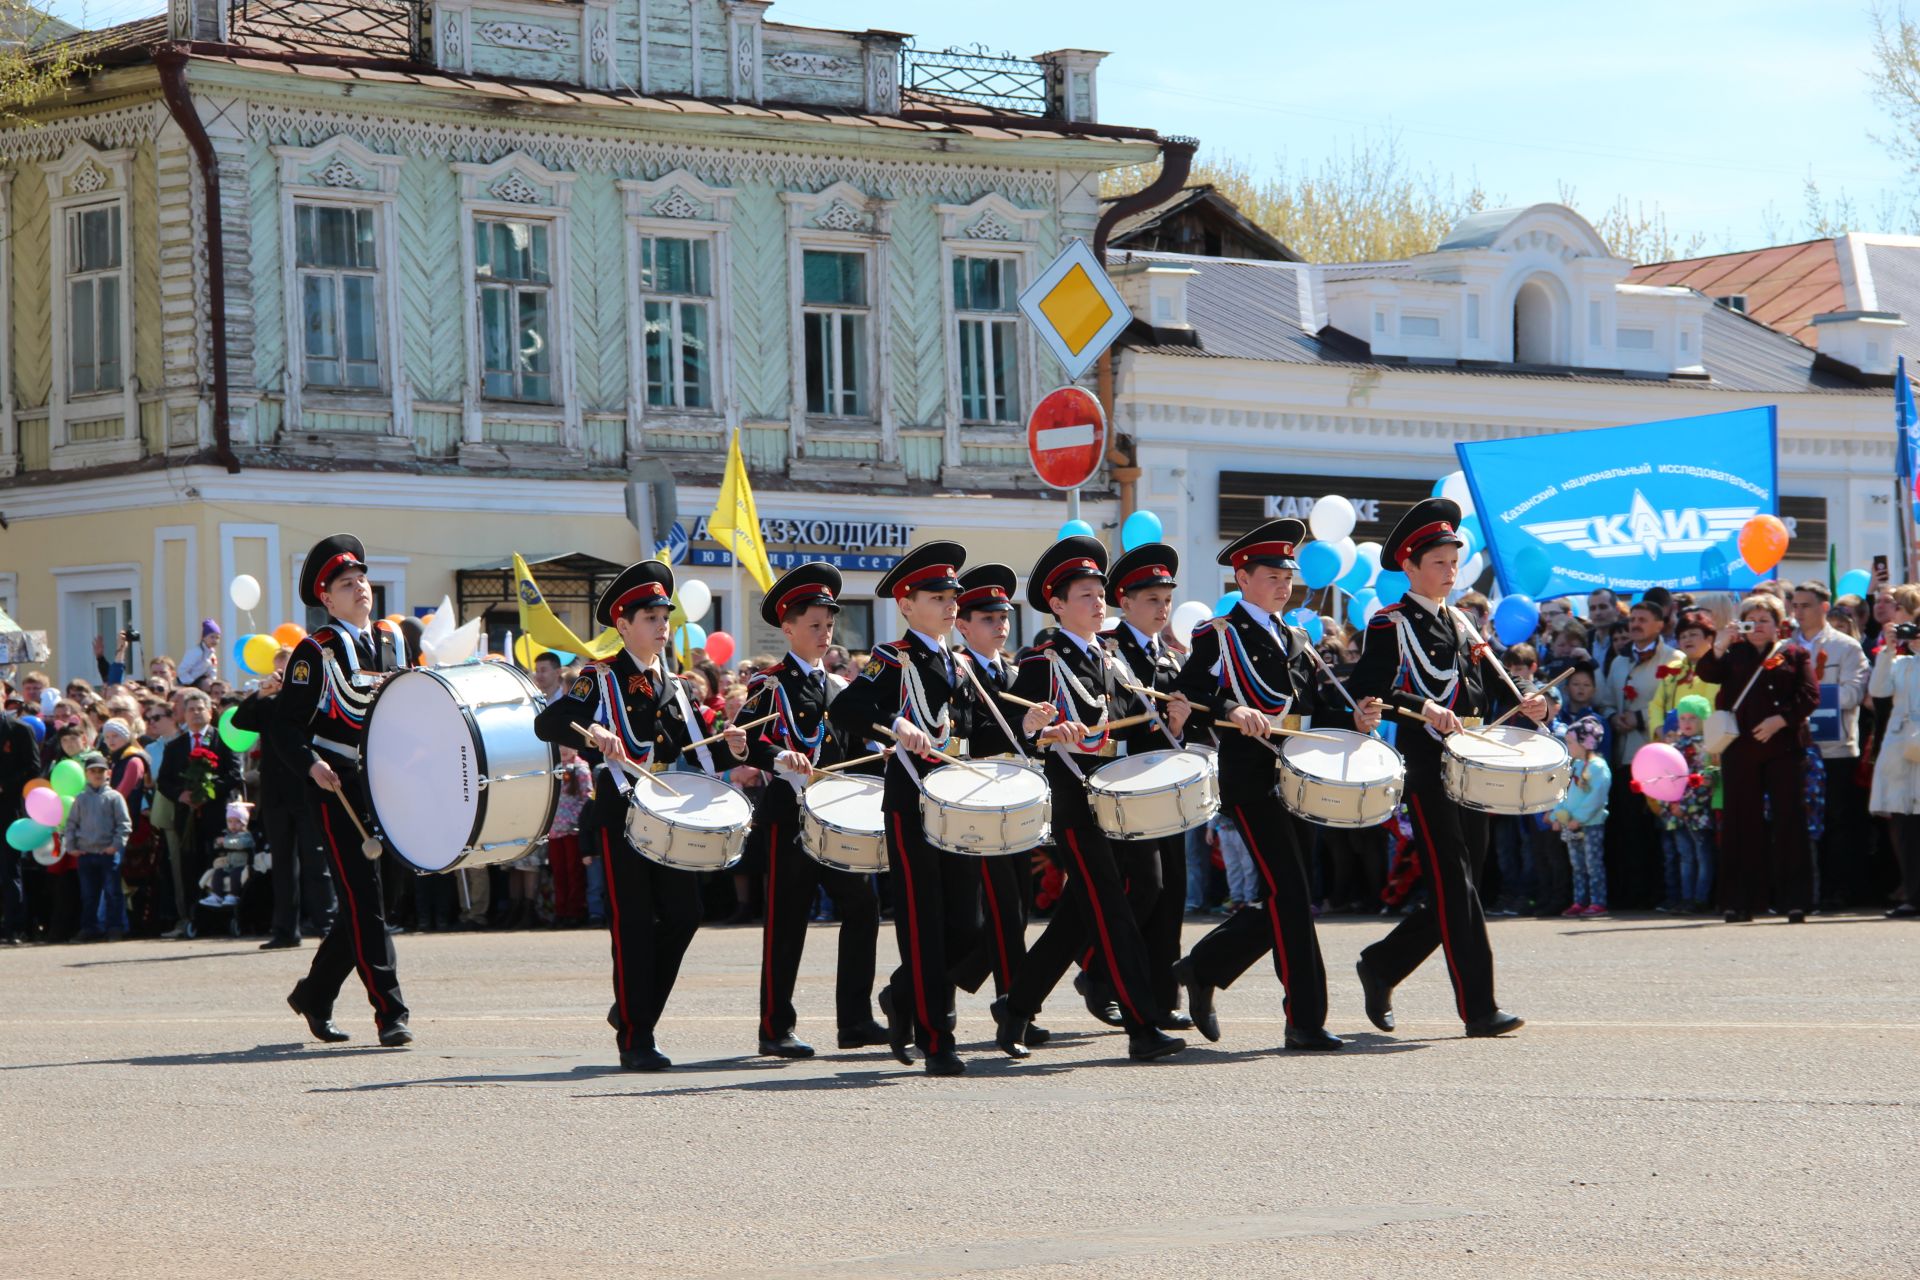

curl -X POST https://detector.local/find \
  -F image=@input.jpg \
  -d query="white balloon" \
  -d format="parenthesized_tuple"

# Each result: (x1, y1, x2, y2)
(1361, 600, 1382, 626)
(1451, 553, 1486, 598)
(1171, 600, 1211, 637)
(1332, 536, 1357, 579)
(677, 579, 712, 624)
(1456, 526, 1476, 563)
(1439, 471, 1475, 515)
(229, 574, 261, 611)
(1354, 542, 1383, 587)
(1308, 494, 1357, 542)
(427, 617, 482, 666)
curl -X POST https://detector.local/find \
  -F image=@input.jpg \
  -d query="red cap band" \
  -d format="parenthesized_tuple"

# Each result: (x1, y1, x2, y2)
(316, 552, 363, 589)
(776, 583, 836, 620)
(1230, 542, 1294, 570)
(1118, 563, 1174, 592)
(1043, 557, 1102, 600)
(892, 563, 957, 600)
(1395, 521, 1454, 565)
(613, 581, 670, 614)
(957, 584, 1009, 608)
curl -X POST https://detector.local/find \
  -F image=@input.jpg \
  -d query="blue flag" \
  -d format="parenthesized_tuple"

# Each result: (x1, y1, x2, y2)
(1897, 354, 1918, 497)
(1457, 406, 1777, 599)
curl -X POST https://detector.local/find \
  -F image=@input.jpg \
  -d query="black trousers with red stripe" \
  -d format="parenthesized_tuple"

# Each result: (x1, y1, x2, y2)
(883, 803, 983, 1055)
(949, 852, 1029, 997)
(1005, 759, 1166, 1032)
(759, 789, 881, 1040)
(297, 775, 408, 1028)
(1359, 776, 1497, 1024)
(602, 825, 703, 1053)
(1182, 788, 1327, 1032)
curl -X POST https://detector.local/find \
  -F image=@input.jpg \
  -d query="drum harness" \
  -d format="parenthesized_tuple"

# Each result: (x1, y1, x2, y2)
(764, 665, 834, 791)
(891, 645, 956, 793)
(1097, 635, 1180, 752)
(308, 632, 387, 762)
(1043, 644, 1115, 782)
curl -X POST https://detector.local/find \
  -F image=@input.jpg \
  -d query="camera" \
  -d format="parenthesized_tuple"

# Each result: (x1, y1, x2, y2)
(1732, 621, 1756, 635)
(121, 626, 141, 643)
(1894, 622, 1920, 641)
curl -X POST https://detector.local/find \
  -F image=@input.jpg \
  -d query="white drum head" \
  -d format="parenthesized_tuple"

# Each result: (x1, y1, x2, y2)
(922, 759, 1047, 810)
(366, 671, 478, 872)
(631, 771, 754, 830)
(1281, 731, 1402, 785)
(1089, 749, 1211, 795)
(805, 774, 886, 832)
(1448, 725, 1568, 768)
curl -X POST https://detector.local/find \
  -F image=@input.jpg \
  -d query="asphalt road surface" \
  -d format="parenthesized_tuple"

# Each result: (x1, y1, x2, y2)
(2, 911, 1913, 1278)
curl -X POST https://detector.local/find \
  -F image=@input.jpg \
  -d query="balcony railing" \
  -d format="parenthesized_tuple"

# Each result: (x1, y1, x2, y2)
(898, 42, 1049, 115)
(227, 0, 423, 59)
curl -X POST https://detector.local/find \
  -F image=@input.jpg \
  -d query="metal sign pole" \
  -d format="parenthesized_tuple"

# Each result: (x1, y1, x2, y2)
(1067, 485, 1081, 525)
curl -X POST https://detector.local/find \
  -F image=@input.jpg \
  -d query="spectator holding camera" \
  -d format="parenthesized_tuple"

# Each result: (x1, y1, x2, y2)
(1868, 585, 1920, 917)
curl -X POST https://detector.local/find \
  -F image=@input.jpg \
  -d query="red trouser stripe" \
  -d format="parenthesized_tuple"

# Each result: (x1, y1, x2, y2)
(890, 813, 938, 1054)
(1233, 803, 1293, 1009)
(760, 821, 780, 1038)
(1062, 828, 1143, 1024)
(602, 830, 635, 1049)
(1407, 793, 1469, 1022)
(979, 859, 1012, 990)
(318, 800, 391, 1018)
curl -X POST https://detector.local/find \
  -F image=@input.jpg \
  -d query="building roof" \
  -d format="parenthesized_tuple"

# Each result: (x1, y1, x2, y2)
(1102, 184, 1301, 262)
(1627, 239, 1843, 346)
(1114, 249, 1876, 395)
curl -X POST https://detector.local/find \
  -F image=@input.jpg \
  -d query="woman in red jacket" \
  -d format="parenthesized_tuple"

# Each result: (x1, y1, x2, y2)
(1695, 595, 1820, 923)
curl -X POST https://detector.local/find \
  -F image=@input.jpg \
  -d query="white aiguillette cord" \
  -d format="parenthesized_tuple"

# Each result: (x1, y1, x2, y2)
(956, 651, 1032, 762)
(1098, 634, 1180, 749)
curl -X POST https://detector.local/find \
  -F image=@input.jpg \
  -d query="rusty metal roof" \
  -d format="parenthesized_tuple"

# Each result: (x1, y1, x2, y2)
(1627, 239, 1843, 346)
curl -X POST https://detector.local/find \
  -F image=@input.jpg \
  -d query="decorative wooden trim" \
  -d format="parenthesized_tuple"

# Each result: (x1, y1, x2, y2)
(0, 169, 12, 478)
(780, 182, 895, 461)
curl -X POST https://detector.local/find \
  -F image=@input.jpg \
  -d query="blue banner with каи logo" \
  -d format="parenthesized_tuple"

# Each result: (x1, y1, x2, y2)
(1457, 406, 1777, 600)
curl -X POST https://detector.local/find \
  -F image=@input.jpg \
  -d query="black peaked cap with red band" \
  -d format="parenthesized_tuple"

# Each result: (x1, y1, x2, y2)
(1382, 498, 1465, 572)
(298, 533, 369, 607)
(1028, 536, 1109, 615)
(878, 541, 966, 601)
(1216, 518, 1304, 571)
(595, 559, 676, 627)
(957, 563, 1017, 614)
(761, 561, 843, 627)
(1106, 542, 1179, 607)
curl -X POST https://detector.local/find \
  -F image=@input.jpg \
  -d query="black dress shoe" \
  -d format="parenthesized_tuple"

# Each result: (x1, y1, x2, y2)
(1886, 903, 1919, 918)
(836, 1020, 890, 1050)
(1786, 909, 1807, 924)
(258, 935, 301, 950)
(1356, 958, 1396, 1032)
(759, 1032, 815, 1059)
(1158, 1010, 1196, 1032)
(1024, 1021, 1051, 1047)
(1284, 1025, 1345, 1051)
(877, 987, 913, 1065)
(990, 997, 1031, 1059)
(619, 1045, 671, 1071)
(1464, 1010, 1524, 1038)
(1074, 971, 1126, 1027)
(287, 988, 349, 1043)
(378, 1020, 414, 1047)
(924, 1047, 966, 1076)
(1172, 957, 1219, 1043)
(1127, 1028, 1187, 1061)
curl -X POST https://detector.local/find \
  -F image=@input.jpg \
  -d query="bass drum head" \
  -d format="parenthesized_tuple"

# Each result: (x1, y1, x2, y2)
(365, 670, 477, 873)
(920, 759, 1047, 810)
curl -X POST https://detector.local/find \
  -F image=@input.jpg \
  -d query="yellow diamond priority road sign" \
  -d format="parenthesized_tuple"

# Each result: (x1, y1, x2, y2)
(1018, 238, 1133, 382)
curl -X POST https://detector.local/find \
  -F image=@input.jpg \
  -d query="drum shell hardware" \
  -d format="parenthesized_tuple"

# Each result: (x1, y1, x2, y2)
(1440, 725, 1571, 816)
(1085, 748, 1219, 840)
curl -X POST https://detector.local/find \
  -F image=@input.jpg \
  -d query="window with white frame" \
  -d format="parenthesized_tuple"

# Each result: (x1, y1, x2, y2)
(474, 216, 555, 403)
(802, 249, 870, 418)
(296, 203, 383, 390)
(637, 234, 714, 411)
(952, 255, 1020, 424)
(66, 203, 123, 395)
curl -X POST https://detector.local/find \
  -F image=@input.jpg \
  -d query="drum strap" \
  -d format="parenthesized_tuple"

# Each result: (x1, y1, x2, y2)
(956, 651, 1029, 761)
(672, 676, 719, 776)
(1097, 638, 1180, 750)
(594, 665, 655, 765)
(1389, 610, 1459, 741)
(1209, 619, 1293, 718)
(318, 653, 373, 730)
(1045, 649, 1111, 753)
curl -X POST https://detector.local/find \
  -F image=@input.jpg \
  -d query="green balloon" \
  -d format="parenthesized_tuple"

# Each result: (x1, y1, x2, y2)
(6, 818, 51, 852)
(49, 758, 86, 798)
(218, 706, 259, 753)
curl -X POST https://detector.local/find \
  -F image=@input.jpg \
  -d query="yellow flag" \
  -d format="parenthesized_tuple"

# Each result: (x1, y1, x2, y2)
(707, 429, 776, 592)
(513, 553, 624, 661)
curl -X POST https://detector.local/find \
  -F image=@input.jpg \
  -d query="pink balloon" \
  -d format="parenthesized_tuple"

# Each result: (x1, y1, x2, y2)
(704, 630, 736, 666)
(1631, 742, 1690, 804)
(23, 787, 63, 827)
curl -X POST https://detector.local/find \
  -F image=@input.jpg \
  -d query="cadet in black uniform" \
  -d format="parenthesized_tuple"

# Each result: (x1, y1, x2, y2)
(1166, 520, 1380, 1051)
(743, 561, 888, 1059)
(1349, 498, 1538, 1038)
(532, 560, 748, 1071)
(994, 537, 1187, 1064)
(829, 543, 1055, 1076)
(280, 534, 420, 1047)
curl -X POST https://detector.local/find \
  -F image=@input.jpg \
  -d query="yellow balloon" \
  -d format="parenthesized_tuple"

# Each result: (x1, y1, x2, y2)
(513, 634, 547, 668)
(242, 633, 279, 675)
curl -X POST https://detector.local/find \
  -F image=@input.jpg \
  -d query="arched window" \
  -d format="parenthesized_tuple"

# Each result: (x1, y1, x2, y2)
(1512, 276, 1561, 364)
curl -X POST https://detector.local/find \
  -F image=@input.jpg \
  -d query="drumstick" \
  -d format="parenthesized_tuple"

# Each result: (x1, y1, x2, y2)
(818, 751, 888, 774)
(1488, 667, 1575, 729)
(1388, 706, 1522, 753)
(996, 689, 1049, 711)
(681, 711, 777, 753)
(572, 722, 685, 797)
(870, 724, 991, 779)
(1212, 718, 1341, 743)
(325, 780, 385, 861)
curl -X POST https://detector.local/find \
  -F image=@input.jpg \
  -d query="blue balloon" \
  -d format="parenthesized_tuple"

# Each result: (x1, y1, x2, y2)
(1375, 570, 1410, 602)
(1698, 545, 1731, 589)
(1214, 590, 1243, 616)
(1837, 569, 1871, 599)
(1347, 589, 1379, 629)
(1120, 509, 1163, 551)
(1058, 519, 1095, 538)
(232, 634, 257, 671)
(546, 650, 573, 665)
(1298, 541, 1342, 590)
(1512, 545, 1553, 597)
(1492, 594, 1540, 646)
(1335, 552, 1373, 595)
(1431, 475, 1449, 498)
(19, 714, 43, 743)
(1285, 607, 1324, 644)
(674, 622, 707, 652)
(1458, 514, 1483, 552)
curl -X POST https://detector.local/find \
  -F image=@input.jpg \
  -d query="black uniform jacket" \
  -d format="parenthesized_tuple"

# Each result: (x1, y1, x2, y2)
(1349, 596, 1491, 777)
(829, 631, 979, 810)
(1172, 603, 1320, 791)
(270, 619, 415, 781)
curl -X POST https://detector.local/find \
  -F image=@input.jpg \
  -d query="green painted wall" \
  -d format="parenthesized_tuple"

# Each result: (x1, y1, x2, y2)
(397, 159, 464, 405)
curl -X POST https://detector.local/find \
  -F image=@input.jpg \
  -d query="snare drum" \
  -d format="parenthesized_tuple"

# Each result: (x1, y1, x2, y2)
(920, 758, 1050, 857)
(1441, 725, 1571, 815)
(624, 770, 754, 871)
(364, 662, 558, 873)
(1086, 749, 1219, 839)
(1275, 730, 1404, 828)
(800, 774, 888, 873)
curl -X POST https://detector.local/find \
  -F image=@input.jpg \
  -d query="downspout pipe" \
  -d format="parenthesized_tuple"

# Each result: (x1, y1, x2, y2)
(1090, 135, 1196, 521)
(156, 46, 239, 474)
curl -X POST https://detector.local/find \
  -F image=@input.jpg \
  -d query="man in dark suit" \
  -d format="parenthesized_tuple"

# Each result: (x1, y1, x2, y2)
(0, 691, 41, 944)
(157, 687, 242, 921)
(231, 650, 335, 950)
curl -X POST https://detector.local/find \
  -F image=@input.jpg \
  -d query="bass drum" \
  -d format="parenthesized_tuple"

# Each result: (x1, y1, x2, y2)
(364, 662, 558, 873)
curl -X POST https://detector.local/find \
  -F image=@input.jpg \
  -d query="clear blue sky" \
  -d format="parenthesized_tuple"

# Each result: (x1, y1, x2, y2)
(56, 0, 1902, 255)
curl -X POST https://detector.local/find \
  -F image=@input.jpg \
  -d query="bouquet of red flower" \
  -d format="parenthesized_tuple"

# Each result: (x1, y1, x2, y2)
(183, 743, 222, 808)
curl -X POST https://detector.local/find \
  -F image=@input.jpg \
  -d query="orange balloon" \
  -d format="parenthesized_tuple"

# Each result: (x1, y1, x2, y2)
(22, 777, 50, 799)
(1737, 514, 1789, 575)
(272, 622, 307, 648)
(385, 613, 406, 625)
